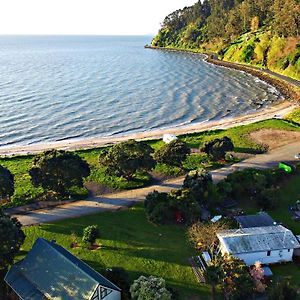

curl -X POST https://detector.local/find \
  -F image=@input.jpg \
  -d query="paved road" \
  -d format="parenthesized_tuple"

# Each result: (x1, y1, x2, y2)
(208, 54, 300, 89)
(12, 140, 300, 226)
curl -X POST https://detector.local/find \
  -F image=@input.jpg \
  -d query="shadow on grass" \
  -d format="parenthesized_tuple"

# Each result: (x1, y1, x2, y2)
(82, 259, 208, 299)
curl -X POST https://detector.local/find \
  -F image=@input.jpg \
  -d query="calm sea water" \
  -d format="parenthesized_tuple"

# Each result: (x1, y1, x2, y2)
(0, 35, 281, 147)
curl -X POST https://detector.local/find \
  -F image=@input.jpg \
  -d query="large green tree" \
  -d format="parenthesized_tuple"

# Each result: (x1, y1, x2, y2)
(154, 140, 190, 167)
(168, 188, 201, 224)
(145, 188, 200, 225)
(183, 170, 215, 205)
(201, 136, 234, 161)
(0, 209, 25, 298)
(29, 149, 90, 195)
(99, 140, 156, 180)
(0, 165, 14, 200)
(0, 210, 25, 270)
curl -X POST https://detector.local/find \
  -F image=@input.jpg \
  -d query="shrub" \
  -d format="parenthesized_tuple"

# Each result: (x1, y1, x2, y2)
(240, 44, 254, 63)
(183, 170, 213, 203)
(256, 188, 279, 210)
(144, 189, 200, 225)
(82, 225, 99, 245)
(130, 275, 172, 300)
(201, 137, 234, 161)
(99, 139, 156, 180)
(29, 149, 90, 196)
(154, 140, 190, 167)
(0, 165, 14, 201)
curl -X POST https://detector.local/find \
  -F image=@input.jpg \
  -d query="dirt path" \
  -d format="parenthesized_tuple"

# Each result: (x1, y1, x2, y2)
(12, 140, 300, 226)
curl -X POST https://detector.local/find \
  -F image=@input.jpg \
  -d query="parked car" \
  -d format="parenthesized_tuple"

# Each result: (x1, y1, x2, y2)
(295, 153, 300, 159)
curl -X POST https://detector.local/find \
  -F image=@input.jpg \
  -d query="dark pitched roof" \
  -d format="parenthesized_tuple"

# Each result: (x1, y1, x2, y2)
(235, 212, 275, 228)
(5, 238, 120, 300)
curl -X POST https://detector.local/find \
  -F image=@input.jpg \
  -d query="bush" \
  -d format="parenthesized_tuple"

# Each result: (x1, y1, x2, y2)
(99, 140, 156, 180)
(240, 44, 254, 63)
(154, 140, 191, 167)
(183, 170, 221, 207)
(82, 225, 99, 245)
(201, 137, 234, 161)
(256, 188, 279, 210)
(130, 275, 172, 300)
(29, 149, 90, 196)
(0, 165, 14, 201)
(183, 170, 212, 199)
(144, 189, 200, 225)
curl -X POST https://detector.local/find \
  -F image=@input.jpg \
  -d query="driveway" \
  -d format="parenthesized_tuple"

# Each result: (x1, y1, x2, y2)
(11, 140, 300, 226)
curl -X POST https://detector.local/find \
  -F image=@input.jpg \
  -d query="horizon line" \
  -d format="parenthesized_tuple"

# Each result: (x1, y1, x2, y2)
(0, 33, 155, 36)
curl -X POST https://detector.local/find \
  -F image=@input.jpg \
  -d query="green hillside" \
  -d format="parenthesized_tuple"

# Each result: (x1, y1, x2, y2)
(152, 0, 300, 80)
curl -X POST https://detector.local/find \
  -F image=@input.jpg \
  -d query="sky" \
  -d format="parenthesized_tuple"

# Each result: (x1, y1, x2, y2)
(0, 0, 197, 35)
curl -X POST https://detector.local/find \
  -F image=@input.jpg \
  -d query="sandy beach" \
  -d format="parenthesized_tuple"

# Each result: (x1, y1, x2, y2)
(0, 100, 297, 157)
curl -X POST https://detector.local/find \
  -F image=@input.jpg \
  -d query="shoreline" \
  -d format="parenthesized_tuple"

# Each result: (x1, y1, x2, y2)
(0, 101, 297, 157)
(146, 45, 300, 102)
(1, 46, 299, 157)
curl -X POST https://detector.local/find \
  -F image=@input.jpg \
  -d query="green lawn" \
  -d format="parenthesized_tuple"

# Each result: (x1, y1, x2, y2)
(18, 204, 212, 299)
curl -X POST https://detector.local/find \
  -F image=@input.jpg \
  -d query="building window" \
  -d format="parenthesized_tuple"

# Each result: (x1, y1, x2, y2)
(288, 249, 291, 252)
(267, 250, 271, 256)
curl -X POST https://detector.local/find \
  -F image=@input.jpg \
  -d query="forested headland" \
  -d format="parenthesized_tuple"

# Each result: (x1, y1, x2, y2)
(152, 0, 300, 80)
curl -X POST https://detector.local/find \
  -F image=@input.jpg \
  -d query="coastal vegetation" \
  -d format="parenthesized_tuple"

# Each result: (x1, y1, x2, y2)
(0, 165, 14, 201)
(201, 136, 234, 160)
(0, 209, 25, 298)
(29, 149, 90, 197)
(1, 118, 300, 208)
(151, 0, 300, 80)
(154, 140, 190, 167)
(99, 139, 156, 180)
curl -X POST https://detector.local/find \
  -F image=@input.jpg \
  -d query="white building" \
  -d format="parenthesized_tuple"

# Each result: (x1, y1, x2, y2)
(217, 225, 300, 266)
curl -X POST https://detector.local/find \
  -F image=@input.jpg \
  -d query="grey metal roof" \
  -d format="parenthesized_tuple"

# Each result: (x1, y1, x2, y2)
(217, 225, 300, 254)
(5, 238, 120, 300)
(235, 212, 275, 228)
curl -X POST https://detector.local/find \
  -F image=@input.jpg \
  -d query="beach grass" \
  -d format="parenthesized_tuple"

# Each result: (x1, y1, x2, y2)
(17, 204, 212, 299)
(1, 118, 300, 208)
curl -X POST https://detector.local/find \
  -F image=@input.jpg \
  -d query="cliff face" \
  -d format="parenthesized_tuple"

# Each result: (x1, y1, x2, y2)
(152, 0, 300, 80)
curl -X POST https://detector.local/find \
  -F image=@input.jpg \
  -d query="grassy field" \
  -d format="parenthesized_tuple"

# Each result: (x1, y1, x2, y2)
(1, 117, 300, 208)
(18, 204, 213, 299)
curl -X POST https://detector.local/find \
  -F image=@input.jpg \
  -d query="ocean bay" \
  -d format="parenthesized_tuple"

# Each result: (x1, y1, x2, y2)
(0, 35, 281, 148)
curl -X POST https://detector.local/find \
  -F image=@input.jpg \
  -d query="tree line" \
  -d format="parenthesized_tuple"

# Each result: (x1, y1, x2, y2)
(0, 137, 234, 204)
(152, 0, 300, 48)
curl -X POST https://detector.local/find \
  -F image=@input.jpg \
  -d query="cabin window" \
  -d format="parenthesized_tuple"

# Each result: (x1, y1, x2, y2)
(267, 250, 271, 256)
